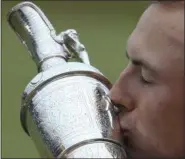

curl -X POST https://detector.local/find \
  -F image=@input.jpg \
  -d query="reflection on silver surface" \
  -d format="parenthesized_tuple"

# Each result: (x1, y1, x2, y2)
(7, 1, 127, 158)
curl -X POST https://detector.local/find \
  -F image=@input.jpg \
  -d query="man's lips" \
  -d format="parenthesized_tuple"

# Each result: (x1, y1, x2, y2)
(115, 106, 131, 147)
(111, 100, 135, 152)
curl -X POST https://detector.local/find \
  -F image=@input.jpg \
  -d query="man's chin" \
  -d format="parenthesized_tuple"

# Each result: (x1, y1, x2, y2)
(123, 141, 150, 159)
(125, 148, 148, 159)
(125, 146, 158, 159)
(124, 146, 138, 158)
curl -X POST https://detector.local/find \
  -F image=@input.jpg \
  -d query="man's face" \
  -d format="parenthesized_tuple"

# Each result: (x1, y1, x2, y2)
(110, 3, 184, 158)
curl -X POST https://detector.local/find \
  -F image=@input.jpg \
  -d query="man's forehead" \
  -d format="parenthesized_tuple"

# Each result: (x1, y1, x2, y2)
(138, 2, 184, 45)
(126, 2, 184, 75)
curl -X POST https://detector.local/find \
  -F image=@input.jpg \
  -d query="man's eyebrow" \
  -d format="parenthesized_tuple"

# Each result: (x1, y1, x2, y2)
(125, 51, 158, 74)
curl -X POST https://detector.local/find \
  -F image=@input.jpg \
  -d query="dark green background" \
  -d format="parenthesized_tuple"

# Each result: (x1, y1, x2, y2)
(2, 1, 148, 158)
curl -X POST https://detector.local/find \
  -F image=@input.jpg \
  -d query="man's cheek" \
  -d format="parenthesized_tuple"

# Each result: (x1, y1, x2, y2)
(137, 88, 173, 143)
(134, 88, 162, 129)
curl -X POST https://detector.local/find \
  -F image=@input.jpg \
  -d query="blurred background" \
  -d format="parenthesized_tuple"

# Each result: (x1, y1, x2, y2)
(2, 1, 148, 158)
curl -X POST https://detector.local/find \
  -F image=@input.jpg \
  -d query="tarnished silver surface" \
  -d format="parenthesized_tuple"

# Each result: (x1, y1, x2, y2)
(7, 1, 127, 158)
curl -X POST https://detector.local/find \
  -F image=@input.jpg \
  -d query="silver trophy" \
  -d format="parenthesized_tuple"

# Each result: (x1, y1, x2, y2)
(7, 1, 127, 158)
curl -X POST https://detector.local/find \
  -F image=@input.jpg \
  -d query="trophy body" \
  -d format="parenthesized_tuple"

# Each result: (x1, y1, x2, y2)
(7, 2, 127, 158)
(22, 63, 125, 158)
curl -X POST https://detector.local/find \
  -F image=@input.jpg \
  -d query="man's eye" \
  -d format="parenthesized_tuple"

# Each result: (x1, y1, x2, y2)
(140, 75, 152, 84)
(140, 69, 153, 84)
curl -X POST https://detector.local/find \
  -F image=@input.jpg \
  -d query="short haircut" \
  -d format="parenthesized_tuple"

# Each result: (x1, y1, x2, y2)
(150, 1, 184, 8)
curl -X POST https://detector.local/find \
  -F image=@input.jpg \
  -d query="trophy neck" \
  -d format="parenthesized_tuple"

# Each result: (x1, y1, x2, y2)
(7, 2, 68, 72)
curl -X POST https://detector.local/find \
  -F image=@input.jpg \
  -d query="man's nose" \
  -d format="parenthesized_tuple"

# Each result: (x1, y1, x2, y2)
(110, 71, 134, 112)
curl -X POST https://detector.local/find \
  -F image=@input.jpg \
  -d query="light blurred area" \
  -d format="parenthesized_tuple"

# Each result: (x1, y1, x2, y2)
(2, 1, 148, 158)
